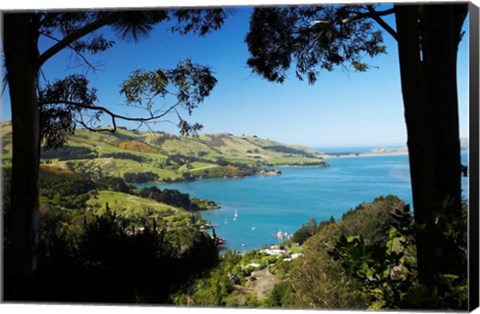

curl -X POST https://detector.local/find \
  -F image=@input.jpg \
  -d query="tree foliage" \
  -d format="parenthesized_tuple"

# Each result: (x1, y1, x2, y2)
(38, 58, 218, 149)
(138, 186, 199, 211)
(6, 9, 227, 150)
(2, 7, 228, 289)
(41, 145, 97, 160)
(331, 202, 468, 309)
(246, 5, 387, 84)
(30, 203, 219, 303)
(245, 3, 468, 299)
(291, 217, 319, 245)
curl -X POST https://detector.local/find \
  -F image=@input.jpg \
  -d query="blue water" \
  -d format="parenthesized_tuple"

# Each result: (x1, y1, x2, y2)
(313, 146, 404, 154)
(142, 152, 468, 253)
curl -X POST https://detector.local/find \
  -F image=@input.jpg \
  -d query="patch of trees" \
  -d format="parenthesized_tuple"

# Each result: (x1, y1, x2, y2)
(39, 167, 97, 210)
(291, 216, 335, 245)
(206, 134, 227, 147)
(262, 145, 314, 157)
(41, 145, 97, 160)
(173, 250, 251, 306)
(214, 157, 230, 166)
(96, 176, 133, 194)
(245, 4, 469, 294)
(5, 204, 219, 303)
(3, 8, 227, 286)
(166, 154, 197, 166)
(40, 168, 96, 196)
(267, 195, 467, 310)
(7, 166, 134, 212)
(196, 151, 209, 158)
(123, 171, 159, 183)
(138, 186, 208, 212)
(102, 152, 145, 162)
(192, 164, 257, 179)
(139, 186, 191, 209)
(110, 131, 136, 141)
(164, 153, 219, 167)
(154, 133, 177, 146)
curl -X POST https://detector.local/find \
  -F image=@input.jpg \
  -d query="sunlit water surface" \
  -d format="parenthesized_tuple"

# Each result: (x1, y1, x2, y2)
(141, 151, 468, 252)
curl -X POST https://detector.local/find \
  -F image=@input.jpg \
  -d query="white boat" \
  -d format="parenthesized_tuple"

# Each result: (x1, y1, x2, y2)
(233, 209, 238, 221)
(276, 230, 283, 239)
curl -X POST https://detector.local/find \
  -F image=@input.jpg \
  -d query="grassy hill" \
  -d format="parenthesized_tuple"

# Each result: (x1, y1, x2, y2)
(1, 121, 327, 182)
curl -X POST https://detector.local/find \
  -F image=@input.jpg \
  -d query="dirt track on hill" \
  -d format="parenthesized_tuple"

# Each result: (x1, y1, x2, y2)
(251, 269, 281, 299)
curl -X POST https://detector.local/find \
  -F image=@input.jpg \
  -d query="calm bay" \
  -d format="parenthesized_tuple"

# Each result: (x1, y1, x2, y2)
(143, 152, 468, 252)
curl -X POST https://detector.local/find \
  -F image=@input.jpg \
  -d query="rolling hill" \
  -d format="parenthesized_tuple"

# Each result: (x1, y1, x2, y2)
(1, 121, 328, 182)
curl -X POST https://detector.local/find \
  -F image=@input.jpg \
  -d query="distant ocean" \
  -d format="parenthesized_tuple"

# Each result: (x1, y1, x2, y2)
(312, 146, 405, 154)
(145, 150, 468, 252)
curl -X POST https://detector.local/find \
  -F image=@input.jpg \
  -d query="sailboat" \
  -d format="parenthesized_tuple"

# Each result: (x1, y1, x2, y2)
(233, 209, 238, 221)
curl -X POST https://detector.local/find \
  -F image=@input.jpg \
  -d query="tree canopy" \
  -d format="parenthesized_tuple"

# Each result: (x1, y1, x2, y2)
(246, 5, 391, 84)
(2, 7, 227, 285)
(245, 2, 469, 300)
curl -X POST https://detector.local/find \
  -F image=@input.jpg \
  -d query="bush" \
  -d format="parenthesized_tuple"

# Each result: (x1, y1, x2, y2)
(123, 171, 159, 183)
(41, 146, 97, 160)
(291, 217, 318, 245)
(102, 152, 144, 162)
(96, 176, 132, 193)
(138, 186, 200, 211)
(9, 203, 219, 303)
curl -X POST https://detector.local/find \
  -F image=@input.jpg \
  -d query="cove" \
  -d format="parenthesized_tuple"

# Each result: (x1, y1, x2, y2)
(141, 152, 468, 252)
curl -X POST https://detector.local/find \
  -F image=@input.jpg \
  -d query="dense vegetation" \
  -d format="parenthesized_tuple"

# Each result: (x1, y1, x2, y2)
(138, 186, 220, 212)
(262, 145, 317, 158)
(32, 206, 219, 303)
(3, 164, 222, 302)
(172, 195, 467, 310)
(2, 157, 468, 308)
(124, 171, 159, 183)
(1, 125, 467, 309)
(102, 152, 145, 162)
(41, 145, 97, 160)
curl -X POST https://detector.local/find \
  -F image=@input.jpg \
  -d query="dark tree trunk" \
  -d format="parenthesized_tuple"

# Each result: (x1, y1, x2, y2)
(3, 13, 41, 296)
(394, 4, 467, 288)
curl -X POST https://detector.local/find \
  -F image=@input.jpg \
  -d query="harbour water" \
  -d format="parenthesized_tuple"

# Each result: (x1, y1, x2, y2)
(145, 152, 468, 252)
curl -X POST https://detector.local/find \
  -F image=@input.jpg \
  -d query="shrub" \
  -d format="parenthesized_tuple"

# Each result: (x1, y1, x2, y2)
(124, 171, 159, 183)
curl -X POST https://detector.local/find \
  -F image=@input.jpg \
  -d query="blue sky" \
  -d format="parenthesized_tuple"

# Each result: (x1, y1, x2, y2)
(1, 5, 470, 148)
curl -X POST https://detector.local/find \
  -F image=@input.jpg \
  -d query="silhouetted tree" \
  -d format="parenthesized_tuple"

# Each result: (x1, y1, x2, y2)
(2, 9, 226, 291)
(245, 3, 468, 292)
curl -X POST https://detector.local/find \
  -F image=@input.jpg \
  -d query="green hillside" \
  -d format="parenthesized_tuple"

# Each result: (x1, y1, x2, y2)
(1, 121, 327, 182)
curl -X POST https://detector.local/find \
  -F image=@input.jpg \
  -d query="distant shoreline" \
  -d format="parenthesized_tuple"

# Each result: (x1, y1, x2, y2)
(323, 147, 468, 160)
(323, 151, 409, 159)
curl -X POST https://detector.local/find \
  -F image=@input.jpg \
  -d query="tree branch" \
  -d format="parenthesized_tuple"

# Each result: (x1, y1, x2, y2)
(367, 6, 398, 41)
(76, 117, 117, 133)
(310, 7, 395, 26)
(39, 31, 99, 72)
(40, 99, 181, 124)
(39, 13, 115, 67)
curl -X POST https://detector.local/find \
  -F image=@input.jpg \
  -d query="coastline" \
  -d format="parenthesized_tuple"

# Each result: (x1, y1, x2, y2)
(323, 151, 409, 159)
